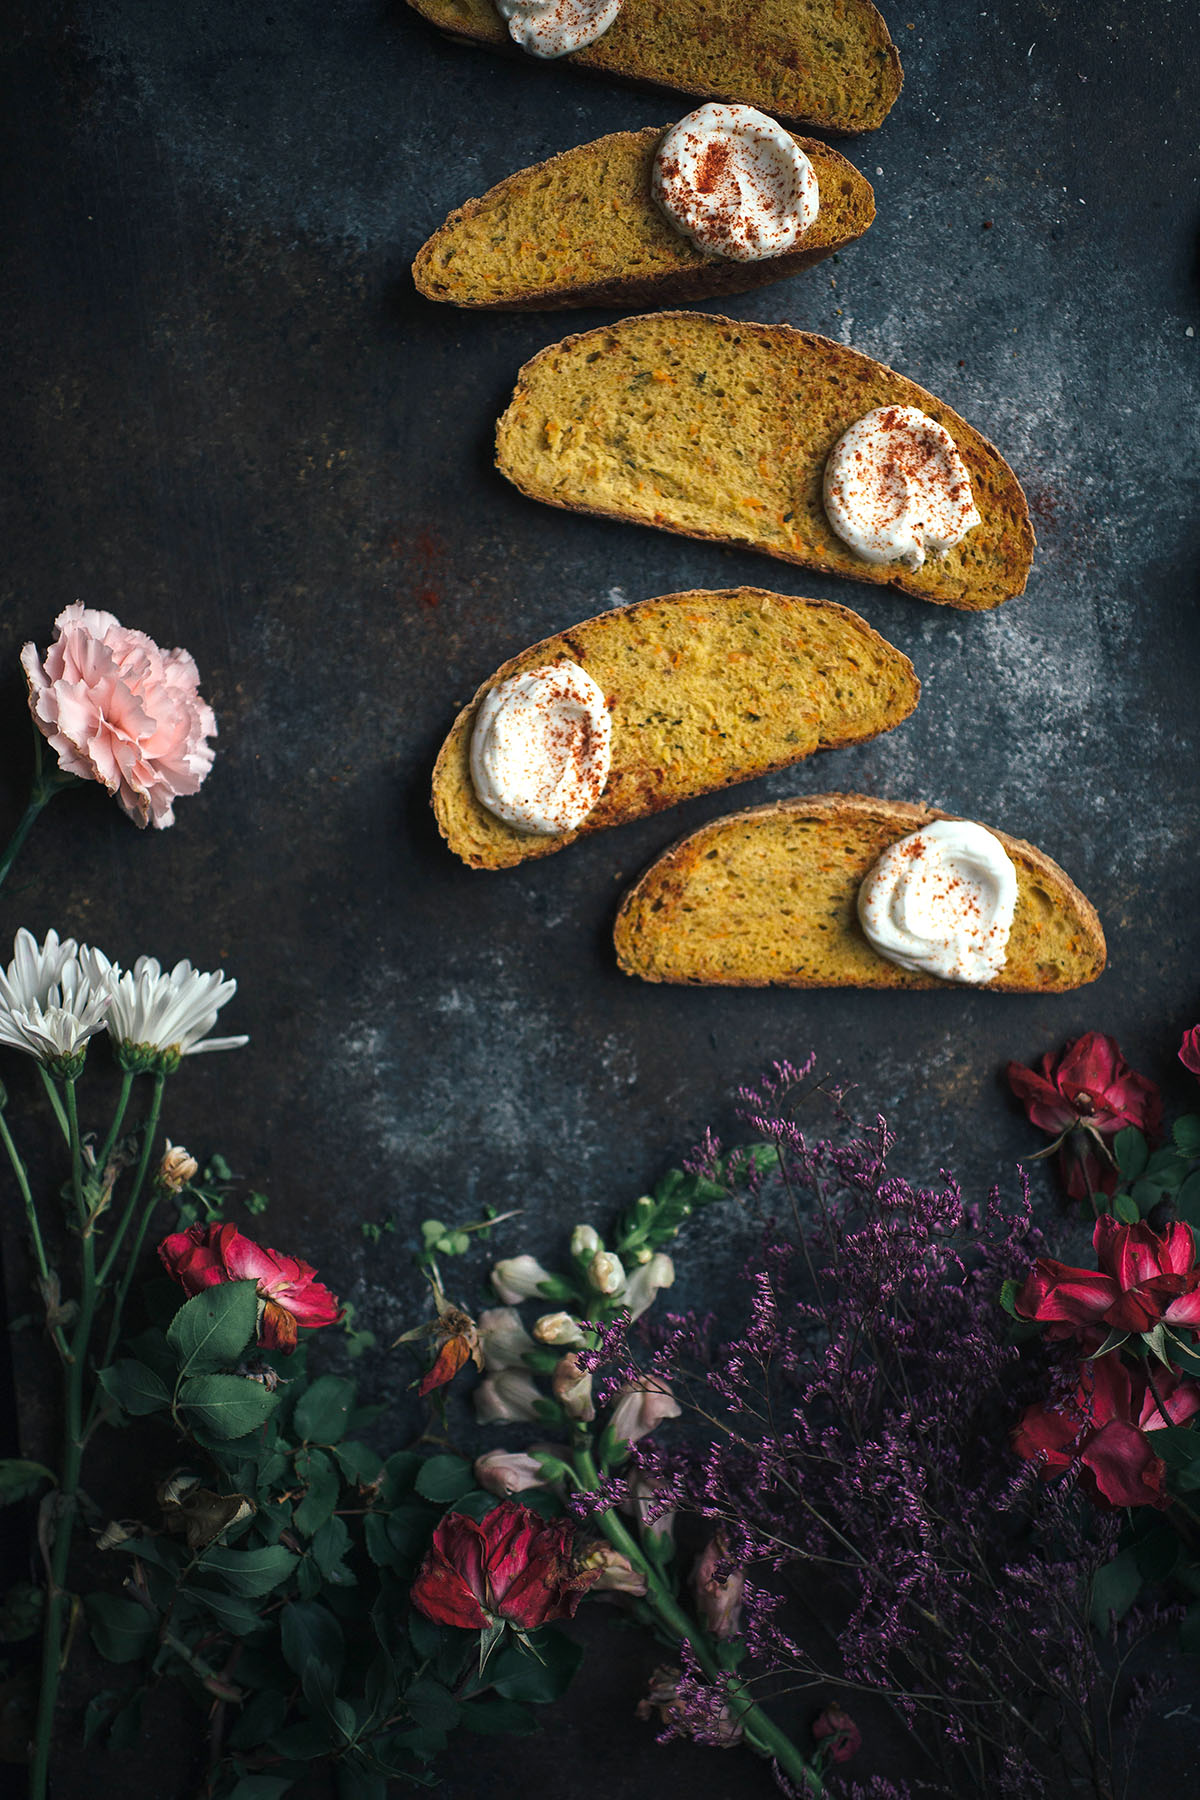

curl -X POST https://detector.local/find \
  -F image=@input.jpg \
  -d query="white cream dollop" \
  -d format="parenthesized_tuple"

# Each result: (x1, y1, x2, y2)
(857, 820, 1018, 985)
(470, 661, 611, 835)
(651, 103, 819, 262)
(823, 405, 982, 571)
(494, 0, 621, 59)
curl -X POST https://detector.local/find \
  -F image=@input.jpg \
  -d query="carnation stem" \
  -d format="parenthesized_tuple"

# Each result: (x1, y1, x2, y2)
(571, 1447, 822, 1795)
(0, 730, 78, 896)
(0, 1110, 71, 1361)
(95, 1073, 166, 1369)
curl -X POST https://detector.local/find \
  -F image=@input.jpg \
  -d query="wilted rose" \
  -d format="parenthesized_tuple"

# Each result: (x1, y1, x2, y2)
(410, 1502, 591, 1630)
(1007, 1032, 1162, 1204)
(608, 1377, 681, 1449)
(419, 1307, 483, 1399)
(814, 1704, 862, 1763)
(22, 603, 217, 829)
(1015, 1215, 1200, 1339)
(157, 1143, 199, 1192)
(1013, 1354, 1200, 1509)
(156, 1222, 341, 1353)
(1181, 1028, 1200, 1078)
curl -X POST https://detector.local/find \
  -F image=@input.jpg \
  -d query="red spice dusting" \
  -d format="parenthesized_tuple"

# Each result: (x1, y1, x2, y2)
(695, 140, 732, 195)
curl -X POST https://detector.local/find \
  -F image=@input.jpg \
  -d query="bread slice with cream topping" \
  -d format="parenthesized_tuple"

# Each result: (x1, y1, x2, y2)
(432, 590, 919, 870)
(405, 0, 903, 135)
(495, 313, 1035, 611)
(413, 127, 874, 311)
(613, 795, 1106, 991)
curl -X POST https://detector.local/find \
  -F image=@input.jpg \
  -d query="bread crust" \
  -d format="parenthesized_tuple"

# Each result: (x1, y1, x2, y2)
(405, 0, 903, 135)
(412, 128, 874, 313)
(613, 794, 1106, 992)
(494, 312, 1036, 611)
(432, 591, 919, 869)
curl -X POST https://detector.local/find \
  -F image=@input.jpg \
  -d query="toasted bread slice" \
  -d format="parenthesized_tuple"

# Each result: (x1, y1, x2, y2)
(413, 127, 874, 312)
(495, 313, 1035, 611)
(406, 0, 902, 135)
(614, 795, 1106, 991)
(432, 590, 919, 870)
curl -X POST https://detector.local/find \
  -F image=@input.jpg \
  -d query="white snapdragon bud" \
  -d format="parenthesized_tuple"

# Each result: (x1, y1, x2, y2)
(608, 1377, 681, 1448)
(571, 1224, 601, 1260)
(552, 1351, 595, 1422)
(473, 1368, 544, 1424)
(491, 1255, 555, 1305)
(534, 1311, 585, 1347)
(621, 1253, 675, 1321)
(477, 1306, 537, 1371)
(474, 1450, 551, 1498)
(588, 1251, 626, 1296)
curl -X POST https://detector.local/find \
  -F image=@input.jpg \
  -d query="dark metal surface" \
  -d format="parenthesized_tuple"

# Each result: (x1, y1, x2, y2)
(2, 0, 1200, 1791)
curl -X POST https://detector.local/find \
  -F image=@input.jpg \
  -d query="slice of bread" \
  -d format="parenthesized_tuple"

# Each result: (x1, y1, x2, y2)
(413, 127, 874, 312)
(495, 312, 1035, 611)
(432, 589, 919, 870)
(613, 795, 1106, 991)
(406, 1, 903, 135)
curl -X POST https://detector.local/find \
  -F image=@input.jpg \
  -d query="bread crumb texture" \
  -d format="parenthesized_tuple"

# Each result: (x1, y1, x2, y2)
(406, 0, 903, 133)
(614, 794, 1106, 991)
(433, 590, 919, 869)
(413, 129, 874, 311)
(495, 312, 1035, 610)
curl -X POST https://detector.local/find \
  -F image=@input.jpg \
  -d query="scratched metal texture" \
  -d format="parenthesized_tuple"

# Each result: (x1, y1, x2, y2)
(1, 0, 1199, 1792)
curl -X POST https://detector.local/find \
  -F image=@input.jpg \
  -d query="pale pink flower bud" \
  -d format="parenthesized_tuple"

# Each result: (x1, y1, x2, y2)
(552, 1351, 595, 1422)
(491, 1255, 555, 1305)
(587, 1250, 625, 1296)
(576, 1540, 648, 1597)
(473, 1450, 551, 1498)
(21, 604, 217, 829)
(473, 1367, 543, 1424)
(692, 1532, 745, 1641)
(621, 1252, 675, 1321)
(534, 1311, 585, 1347)
(477, 1306, 536, 1371)
(623, 1470, 676, 1546)
(570, 1224, 601, 1259)
(607, 1377, 681, 1448)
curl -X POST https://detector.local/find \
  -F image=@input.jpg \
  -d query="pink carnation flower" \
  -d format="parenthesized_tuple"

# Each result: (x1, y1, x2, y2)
(21, 604, 216, 828)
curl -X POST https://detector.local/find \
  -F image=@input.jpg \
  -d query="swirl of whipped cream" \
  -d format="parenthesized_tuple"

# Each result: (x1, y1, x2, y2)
(470, 661, 612, 835)
(494, 0, 622, 59)
(857, 820, 1018, 985)
(823, 405, 982, 571)
(651, 103, 819, 262)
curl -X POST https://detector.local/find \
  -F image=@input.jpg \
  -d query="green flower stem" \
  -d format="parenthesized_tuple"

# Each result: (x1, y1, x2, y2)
(95, 1070, 135, 1174)
(95, 1072, 166, 1353)
(37, 1069, 70, 1145)
(0, 728, 79, 896)
(0, 1110, 70, 1361)
(571, 1447, 823, 1795)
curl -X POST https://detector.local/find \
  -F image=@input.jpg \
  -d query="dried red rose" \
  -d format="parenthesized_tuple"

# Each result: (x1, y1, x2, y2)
(410, 1502, 590, 1632)
(157, 1222, 342, 1353)
(1013, 1354, 1200, 1509)
(813, 1703, 862, 1763)
(1180, 1027, 1200, 1078)
(1007, 1032, 1163, 1204)
(1014, 1215, 1200, 1339)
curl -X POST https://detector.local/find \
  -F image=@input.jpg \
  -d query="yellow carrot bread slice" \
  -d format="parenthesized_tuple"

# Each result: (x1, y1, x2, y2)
(432, 589, 919, 870)
(406, 0, 902, 134)
(413, 128, 874, 312)
(614, 795, 1106, 991)
(495, 313, 1035, 611)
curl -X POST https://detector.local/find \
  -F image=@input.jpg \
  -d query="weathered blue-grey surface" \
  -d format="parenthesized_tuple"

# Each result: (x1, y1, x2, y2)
(2, 0, 1199, 1792)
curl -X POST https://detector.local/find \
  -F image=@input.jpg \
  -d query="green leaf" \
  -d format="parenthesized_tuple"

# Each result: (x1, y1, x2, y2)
(1134, 1523, 1180, 1583)
(227, 1780, 295, 1800)
(312, 1513, 354, 1583)
(380, 1451, 421, 1502)
(1146, 1146, 1189, 1183)
(414, 1456, 475, 1504)
(166, 1280, 259, 1376)
(268, 1718, 337, 1760)
(280, 1600, 345, 1681)
(1131, 1177, 1166, 1212)
(1114, 1128, 1149, 1180)
(1174, 1116, 1200, 1157)
(1177, 1171, 1200, 1225)
(177, 1374, 280, 1440)
(363, 1513, 396, 1568)
(99, 1359, 171, 1416)
(406, 1677, 461, 1733)
(1147, 1424, 1200, 1468)
(408, 1609, 444, 1660)
(82, 1689, 121, 1746)
(85, 1592, 157, 1663)
(1090, 1548, 1142, 1631)
(490, 1627, 583, 1704)
(460, 1695, 537, 1736)
(293, 1449, 340, 1538)
(1112, 1192, 1141, 1224)
(199, 1542, 298, 1597)
(334, 1441, 383, 1487)
(293, 1374, 357, 1444)
(227, 1687, 290, 1751)
(998, 1279, 1020, 1318)
(190, 1586, 272, 1636)
(336, 1759, 387, 1800)
(0, 1458, 54, 1504)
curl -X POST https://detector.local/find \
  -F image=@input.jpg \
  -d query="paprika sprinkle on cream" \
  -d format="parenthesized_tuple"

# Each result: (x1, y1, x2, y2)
(469, 661, 612, 835)
(823, 405, 981, 570)
(651, 103, 819, 262)
(857, 820, 1018, 984)
(494, 0, 621, 59)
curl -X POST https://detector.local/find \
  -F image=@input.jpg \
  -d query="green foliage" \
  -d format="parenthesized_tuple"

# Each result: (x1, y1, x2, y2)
(1090, 1548, 1142, 1630)
(1101, 1117, 1200, 1222)
(0, 1458, 54, 1504)
(166, 1280, 259, 1375)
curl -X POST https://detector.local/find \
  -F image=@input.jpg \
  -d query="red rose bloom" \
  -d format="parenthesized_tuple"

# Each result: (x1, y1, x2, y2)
(813, 1704, 862, 1763)
(1015, 1215, 1200, 1338)
(1014, 1355, 1200, 1508)
(157, 1222, 342, 1352)
(1180, 1027, 1200, 1078)
(411, 1503, 590, 1631)
(1007, 1033, 1162, 1204)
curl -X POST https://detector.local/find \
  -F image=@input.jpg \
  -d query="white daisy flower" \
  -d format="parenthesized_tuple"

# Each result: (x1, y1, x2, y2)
(79, 949, 248, 1063)
(0, 945, 110, 1069)
(0, 927, 79, 1022)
